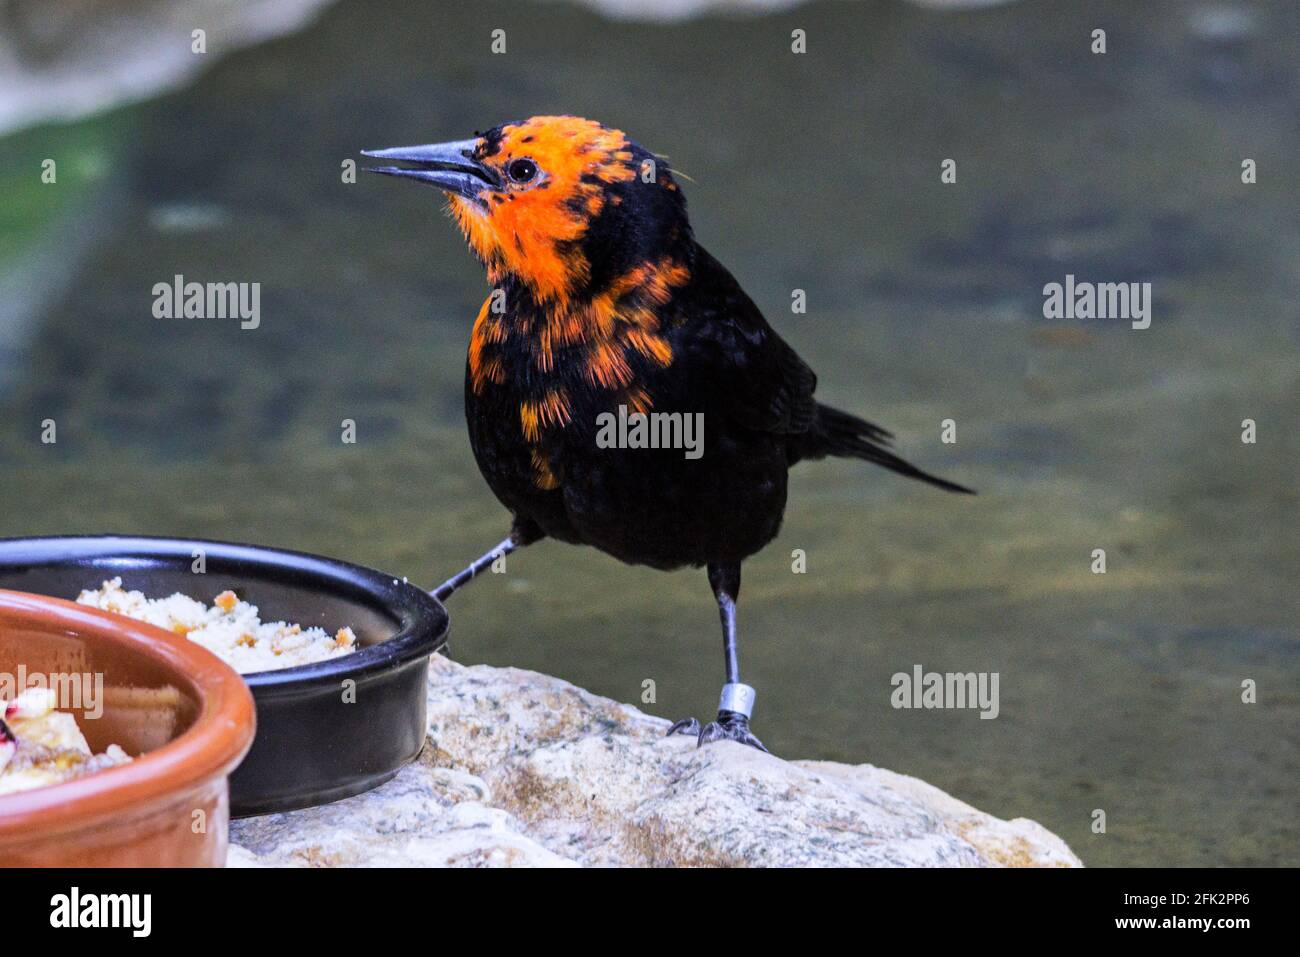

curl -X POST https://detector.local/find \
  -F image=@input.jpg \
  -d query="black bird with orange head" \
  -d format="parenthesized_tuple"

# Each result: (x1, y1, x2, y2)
(365, 116, 971, 752)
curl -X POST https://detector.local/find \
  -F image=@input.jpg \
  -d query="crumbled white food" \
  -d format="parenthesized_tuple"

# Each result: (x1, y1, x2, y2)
(76, 577, 358, 674)
(0, 687, 132, 796)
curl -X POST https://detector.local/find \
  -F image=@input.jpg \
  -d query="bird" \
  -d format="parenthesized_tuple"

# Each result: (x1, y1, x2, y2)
(364, 115, 971, 753)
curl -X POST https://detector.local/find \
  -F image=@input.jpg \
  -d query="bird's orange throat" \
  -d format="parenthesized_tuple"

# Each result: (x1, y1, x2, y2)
(449, 195, 590, 303)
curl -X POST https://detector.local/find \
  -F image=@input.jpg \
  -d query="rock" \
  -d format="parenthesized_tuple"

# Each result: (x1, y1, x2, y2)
(229, 656, 1082, 867)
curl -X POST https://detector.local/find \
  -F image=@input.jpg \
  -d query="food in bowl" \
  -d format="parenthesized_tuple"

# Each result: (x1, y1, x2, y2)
(77, 577, 357, 674)
(0, 587, 256, 866)
(0, 688, 131, 796)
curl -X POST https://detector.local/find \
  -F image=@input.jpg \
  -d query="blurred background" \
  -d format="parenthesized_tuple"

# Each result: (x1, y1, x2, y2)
(0, 0, 1296, 866)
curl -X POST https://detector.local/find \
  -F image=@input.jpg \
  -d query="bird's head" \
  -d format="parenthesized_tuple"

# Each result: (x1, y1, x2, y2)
(364, 116, 690, 304)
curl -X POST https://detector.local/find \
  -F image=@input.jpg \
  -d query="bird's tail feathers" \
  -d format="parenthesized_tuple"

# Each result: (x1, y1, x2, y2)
(807, 404, 975, 495)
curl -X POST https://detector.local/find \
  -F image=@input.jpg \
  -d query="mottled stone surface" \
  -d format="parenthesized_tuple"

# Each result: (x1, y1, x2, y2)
(229, 656, 1082, 867)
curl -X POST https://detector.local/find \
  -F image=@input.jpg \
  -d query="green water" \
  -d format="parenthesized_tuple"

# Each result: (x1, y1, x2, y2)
(1, 0, 1296, 866)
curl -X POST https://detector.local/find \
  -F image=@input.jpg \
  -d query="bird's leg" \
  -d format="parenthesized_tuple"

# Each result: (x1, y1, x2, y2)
(432, 517, 543, 602)
(432, 537, 514, 602)
(667, 562, 769, 753)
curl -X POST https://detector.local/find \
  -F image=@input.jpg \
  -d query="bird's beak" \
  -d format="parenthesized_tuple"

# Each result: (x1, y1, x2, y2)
(361, 139, 499, 201)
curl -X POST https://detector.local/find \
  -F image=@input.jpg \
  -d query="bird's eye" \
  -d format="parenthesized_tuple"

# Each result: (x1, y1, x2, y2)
(507, 158, 538, 183)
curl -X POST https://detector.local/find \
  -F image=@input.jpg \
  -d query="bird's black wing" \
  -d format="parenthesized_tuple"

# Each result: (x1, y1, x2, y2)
(673, 245, 820, 436)
(671, 245, 974, 494)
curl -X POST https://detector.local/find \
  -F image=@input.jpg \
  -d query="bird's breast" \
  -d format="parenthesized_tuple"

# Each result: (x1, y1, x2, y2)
(466, 273, 689, 490)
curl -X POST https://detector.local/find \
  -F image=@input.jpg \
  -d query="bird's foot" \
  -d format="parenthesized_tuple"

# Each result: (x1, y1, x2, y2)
(699, 710, 769, 753)
(666, 711, 768, 753)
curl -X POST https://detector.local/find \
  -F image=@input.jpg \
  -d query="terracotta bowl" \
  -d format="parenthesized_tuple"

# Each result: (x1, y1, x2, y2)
(0, 590, 255, 867)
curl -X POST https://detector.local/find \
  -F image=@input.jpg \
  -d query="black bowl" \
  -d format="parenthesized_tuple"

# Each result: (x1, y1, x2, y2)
(0, 535, 448, 816)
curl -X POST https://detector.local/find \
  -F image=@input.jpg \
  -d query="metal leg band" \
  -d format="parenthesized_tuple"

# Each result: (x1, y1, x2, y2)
(718, 682, 756, 718)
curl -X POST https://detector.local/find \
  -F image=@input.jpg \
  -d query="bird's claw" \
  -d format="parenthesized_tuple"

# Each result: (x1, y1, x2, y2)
(667, 711, 768, 753)
(666, 716, 701, 738)
(699, 710, 769, 752)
